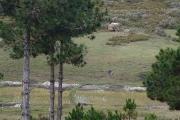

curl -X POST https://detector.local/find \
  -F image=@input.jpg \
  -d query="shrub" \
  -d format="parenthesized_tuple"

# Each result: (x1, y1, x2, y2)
(106, 33, 149, 45)
(144, 113, 158, 120)
(144, 47, 180, 110)
(65, 104, 84, 120)
(123, 99, 137, 120)
(65, 104, 123, 120)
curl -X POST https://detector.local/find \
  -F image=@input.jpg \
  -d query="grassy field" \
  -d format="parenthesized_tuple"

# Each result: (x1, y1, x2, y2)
(0, 31, 178, 86)
(0, 31, 179, 119)
(0, 87, 180, 120)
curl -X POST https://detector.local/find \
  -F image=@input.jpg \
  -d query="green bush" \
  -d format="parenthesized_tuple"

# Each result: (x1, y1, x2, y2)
(106, 33, 149, 45)
(65, 104, 123, 120)
(65, 104, 85, 120)
(123, 99, 137, 120)
(144, 113, 158, 120)
(144, 47, 180, 110)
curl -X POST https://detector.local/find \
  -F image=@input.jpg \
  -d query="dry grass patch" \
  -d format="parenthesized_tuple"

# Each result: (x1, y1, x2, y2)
(0, 87, 180, 120)
(107, 33, 149, 45)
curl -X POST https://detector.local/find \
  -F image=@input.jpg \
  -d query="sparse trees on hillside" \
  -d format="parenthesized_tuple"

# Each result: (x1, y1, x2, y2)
(34, 0, 105, 119)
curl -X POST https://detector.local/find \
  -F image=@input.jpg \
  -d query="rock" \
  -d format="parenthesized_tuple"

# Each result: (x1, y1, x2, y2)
(108, 22, 120, 31)
(41, 81, 80, 89)
(13, 104, 21, 108)
(123, 86, 146, 92)
(80, 84, 109, 90)
(0, 81, 21, 87)
(155, 27, 166, 37)
(0, 103, 21, 108)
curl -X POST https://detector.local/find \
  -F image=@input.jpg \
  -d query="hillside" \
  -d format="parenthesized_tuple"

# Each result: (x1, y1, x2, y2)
(0, 0, 180, 86)
(0, 31, 178, 86)
(0, 0, 180, 120)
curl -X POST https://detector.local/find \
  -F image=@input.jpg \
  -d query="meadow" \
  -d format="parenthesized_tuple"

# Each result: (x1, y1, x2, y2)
(1, 0, 180, 119)
(0, 87, 180, 120)
(0, 30, 180, 120)
(0, 31, 179, 86)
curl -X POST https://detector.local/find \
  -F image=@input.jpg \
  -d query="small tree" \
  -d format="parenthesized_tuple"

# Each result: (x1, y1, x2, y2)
(0, 1, 41, 119)
(123, 99, 137, 120)
(144, 113, 158, 120)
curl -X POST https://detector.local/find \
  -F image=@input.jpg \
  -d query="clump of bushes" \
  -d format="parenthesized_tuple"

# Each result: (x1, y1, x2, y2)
(106, 33, 149, 45)
(65, 104, 123, 120)
(144, 113, 158, 120)
(65, 98, 138, 120)
(123, 99, 137, 120)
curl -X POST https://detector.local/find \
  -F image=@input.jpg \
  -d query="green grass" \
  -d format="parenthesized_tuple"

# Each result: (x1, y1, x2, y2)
(0, 31, 179, 86)
(0, 87, 180, 120)
(165, 29, 179, 38)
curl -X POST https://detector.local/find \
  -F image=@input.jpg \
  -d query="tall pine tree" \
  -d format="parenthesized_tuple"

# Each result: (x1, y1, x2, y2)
(0, 0, 42, 119)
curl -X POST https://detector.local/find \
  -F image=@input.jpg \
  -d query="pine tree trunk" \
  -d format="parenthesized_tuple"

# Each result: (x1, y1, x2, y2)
(57, 62, 63, 120)
(49, 63, 55, 120)
(22, 27, 30, 120)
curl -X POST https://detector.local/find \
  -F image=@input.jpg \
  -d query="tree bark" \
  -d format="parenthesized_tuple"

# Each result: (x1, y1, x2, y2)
(57, 62, 63, 120)
(22, 27, 31, 120)
(49, 63, 55, 120)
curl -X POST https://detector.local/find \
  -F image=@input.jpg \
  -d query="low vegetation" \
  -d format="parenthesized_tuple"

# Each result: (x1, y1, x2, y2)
(106, 33, 149, 45)
(144, 114, 158, 120)
(104, 0, 180, 32)
(1, 87, 180, 120)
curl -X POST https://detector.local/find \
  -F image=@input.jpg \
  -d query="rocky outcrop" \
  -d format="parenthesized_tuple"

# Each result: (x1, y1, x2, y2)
(108, 22, 120, 31)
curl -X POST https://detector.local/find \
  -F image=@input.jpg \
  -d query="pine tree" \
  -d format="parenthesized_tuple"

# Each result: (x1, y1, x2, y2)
(0, 0, 42, 119)
(144, 47, 180, 110)
(34, 0, 105, 119)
